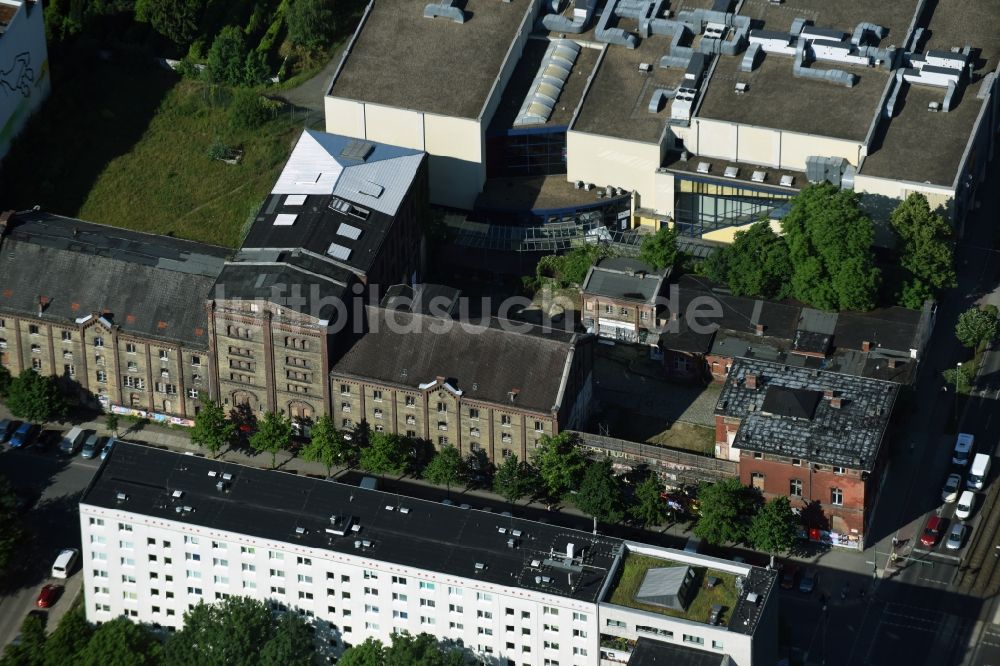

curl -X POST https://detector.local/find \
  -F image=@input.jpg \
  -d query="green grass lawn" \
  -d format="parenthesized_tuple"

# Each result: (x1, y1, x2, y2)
(1, 54, 305, 248)
(607, 552, 738, 624)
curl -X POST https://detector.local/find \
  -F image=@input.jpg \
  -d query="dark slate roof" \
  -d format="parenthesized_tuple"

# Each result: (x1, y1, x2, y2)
(628, 638, 730, 666)
(760, 386, 821, 420)
(331, 306, 583, 414)
(0, 212, 229, 348)
(716, 358, 898, 470)
(582, 258, 668, 304)
(380, 283, 462, 316)
(212, 255, 353, 323)
(83, 443, 620, 603)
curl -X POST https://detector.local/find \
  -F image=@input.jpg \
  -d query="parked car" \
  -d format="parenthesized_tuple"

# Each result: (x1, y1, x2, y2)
(920, 515, 944, 547)
(33, 429, 61, 452)
(81, 434, 105, 459)
(58, 427, 87, 456)
(955, 491, 976, 521)
(36, 585, 62, 609)
(0, 419, 18, 443)
(100, 438, 116, 460)
(941, 473, 963, 503)
(9, 423, 40, 449)
(51, 548, 79, 579)
(945, 523, 968, 551)
(780, 564, 799, 590)
(798, 569, 817, 594)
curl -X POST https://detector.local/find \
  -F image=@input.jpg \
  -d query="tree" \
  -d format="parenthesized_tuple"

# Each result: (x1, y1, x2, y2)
(338, 638, 385, 666)
(300, 415, 352, 477)
(250, 411, 293, 469)
(384, 632, 453, 666)
(5, 369, 66, 423)
(630, 475, 670, 528)
(106, 413, 119, 437)
(943, 362, 976, 395)
(135, 0, 204, 46)
(43, 605, 93, 666)
(359, 431, 408, 479)
(703, 222, 792, 300)
(165, 597, 275, 666)
(422, 445, 465, 495)
(285, 0, 337, 51)
(493, 454, 534, 505)
(0, 477, 25, 577)
(190, 399, 235, 458)
(955, 306, 999, 349)
(573, 458, 626, 529)
(463, 448, 494, 488)
(748, 496, 800, 568)
(78, 617, 161, 666)
(1, 612, 46, 666)
(891, 193, 957, 308)
(207, 26, 248, 86)
(531, 432, 587, 503)
(693, 478, 758, 546)
(781, 183, 880, 311)
(638, 225, 679, 271)
(0, 364, 11, 399)
(258, 612, 315, 666)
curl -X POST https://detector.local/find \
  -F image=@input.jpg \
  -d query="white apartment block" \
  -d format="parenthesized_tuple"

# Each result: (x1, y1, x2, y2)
(80, 443, 777, 665)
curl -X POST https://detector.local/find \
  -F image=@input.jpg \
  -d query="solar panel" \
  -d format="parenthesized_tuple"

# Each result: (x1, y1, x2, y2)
(340, 139, 374, 162)
(337, 223, 362, 240)
(326, 243, 352, 261)
(273, 214, 297, 226)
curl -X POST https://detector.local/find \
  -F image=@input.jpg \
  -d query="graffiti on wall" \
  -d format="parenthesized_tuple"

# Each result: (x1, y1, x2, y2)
(0, 52, 33, 97)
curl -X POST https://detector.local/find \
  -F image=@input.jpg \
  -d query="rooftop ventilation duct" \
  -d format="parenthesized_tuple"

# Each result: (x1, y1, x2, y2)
(595, 0, 638, 48)
(424, 0, 465, 23)
(792, 39, 855, 87)
(741, 42, 762, 71)
(542, 0, 596, 33)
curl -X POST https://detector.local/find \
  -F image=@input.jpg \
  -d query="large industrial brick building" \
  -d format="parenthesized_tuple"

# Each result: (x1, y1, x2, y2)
(326, 0, 999, 242)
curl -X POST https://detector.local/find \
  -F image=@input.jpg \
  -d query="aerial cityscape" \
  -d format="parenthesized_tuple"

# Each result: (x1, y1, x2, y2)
(0, 0, 998, 664)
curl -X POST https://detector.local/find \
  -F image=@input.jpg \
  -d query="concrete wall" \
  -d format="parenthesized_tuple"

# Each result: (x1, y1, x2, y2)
(324, 96, 366, 139)
(0, 0, 50, 161)
(688, 119, 863, 171)
(566, 132, 662, 209)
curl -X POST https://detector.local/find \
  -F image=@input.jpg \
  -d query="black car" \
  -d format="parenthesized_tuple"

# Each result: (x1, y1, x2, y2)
(0, 419, 18, 443)
(33, 430, 61, 452)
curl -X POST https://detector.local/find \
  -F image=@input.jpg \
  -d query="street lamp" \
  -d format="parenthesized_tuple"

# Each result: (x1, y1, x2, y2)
(955, 361, 963, 420)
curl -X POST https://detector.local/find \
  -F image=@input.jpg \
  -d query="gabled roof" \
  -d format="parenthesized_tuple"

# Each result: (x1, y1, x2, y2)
(582, 258, 668, 304)
(270, 130, 424, 217)
(0, 212, 228, 348)
(331, 306, 583, 414)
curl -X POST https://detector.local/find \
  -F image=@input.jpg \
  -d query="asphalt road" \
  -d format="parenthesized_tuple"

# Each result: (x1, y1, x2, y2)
(0, 443, 100, 647)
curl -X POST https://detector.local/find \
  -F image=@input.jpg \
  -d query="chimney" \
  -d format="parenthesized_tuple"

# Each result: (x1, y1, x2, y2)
(37, 295, 49, 317)
(670, 310, 678, 321)
(888, 359, 897, 369)
(755, 323, 765, 336)
(566, 543, 575, 560)
(830, 397, 842, 409)
(435, 375, 445, 385)
(824, 389, 834, 399)
(861, 340, 871, 352)
(745, 374, 758, 390)
(509, 388, 520, 403)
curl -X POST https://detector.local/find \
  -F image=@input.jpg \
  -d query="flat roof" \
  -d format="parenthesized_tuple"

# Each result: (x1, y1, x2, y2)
(488, 38, 601, 133)
(328, 0, 534, 119)
(697, 0, 920, 141)
(860, 0, 1000, 186)
(662, 153, 805, 191)
(628, 638, 729, 666)
(83, 443, 623, 603)
(474, 175, 614, 212)
(716, 358, 898, 470)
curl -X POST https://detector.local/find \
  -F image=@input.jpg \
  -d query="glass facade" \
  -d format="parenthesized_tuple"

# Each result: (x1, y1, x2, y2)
(486, 129, 568, 178)
(674, 175, 793, 236)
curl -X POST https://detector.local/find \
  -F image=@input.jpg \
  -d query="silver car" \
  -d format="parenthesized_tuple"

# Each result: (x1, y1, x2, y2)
(945, 522, 967, 550)
(941, 473, 962, 503)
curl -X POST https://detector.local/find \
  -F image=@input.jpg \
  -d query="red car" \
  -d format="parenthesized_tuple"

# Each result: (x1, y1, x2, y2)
(920, 515, 943, 547)
(36, 584, 61, 609)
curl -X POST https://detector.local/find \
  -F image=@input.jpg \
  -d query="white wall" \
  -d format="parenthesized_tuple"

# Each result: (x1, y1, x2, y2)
(566, 131, 662, 209)
(0, 0, 50, 160)
(689, 119, 863, 171)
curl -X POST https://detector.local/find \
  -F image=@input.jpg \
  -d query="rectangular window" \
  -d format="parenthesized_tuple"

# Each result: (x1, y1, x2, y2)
(683, 634, 705, 646)
(419, 581, 435, 591)
(501, 415, 511, 427)
(476, 592, 493, 602)
(712, 640, 724, 650)
(833, 466, 846, 475)
(392, 576, 407, 585)
(29, 324, 39, 335)
(393, 592, 408, 602)
(393, 610, 408, 620)
(340, 384, 350, 395)
(572, 612, 587, 622)
(790, 479, 803, 496)
(831, 487, 844, 506)
(297, 556, 312, 566)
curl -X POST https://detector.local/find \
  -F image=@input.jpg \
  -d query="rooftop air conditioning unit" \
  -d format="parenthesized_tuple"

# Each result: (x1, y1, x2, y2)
(735, 81, 750, 94)
(928, 101, 941, 112)
(751, 170, 766, 183)
(638, 62, 653, 72)
(696, 162, 711, 174)
(780, 174, 795, 187)
(724, 166, 739, 178)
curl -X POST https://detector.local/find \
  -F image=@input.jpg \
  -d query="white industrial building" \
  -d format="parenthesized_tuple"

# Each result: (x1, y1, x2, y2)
(0, 0, 50, 160)
(80, 443, 778, 665)
(325, 0, 999, 245)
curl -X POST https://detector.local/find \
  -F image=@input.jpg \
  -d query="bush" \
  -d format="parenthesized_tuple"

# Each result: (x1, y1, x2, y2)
(207, 26, 248, 86)
(229, 90, 280, 129)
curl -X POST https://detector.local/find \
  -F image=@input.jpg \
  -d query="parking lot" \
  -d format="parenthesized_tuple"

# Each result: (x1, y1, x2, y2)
(0, 432, 101, 647)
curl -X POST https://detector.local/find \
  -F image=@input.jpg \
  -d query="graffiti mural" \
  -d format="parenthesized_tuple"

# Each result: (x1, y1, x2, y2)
(0, 52, 33, 97)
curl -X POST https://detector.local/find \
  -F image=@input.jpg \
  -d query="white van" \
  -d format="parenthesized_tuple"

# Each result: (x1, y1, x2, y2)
(953, 433, 974, 466)
(955, 490, 976, 521)
(51, 548, 79, 579)
(968, 453, 991, 490)
(59, 427, 87, 456)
